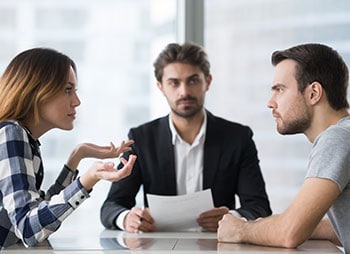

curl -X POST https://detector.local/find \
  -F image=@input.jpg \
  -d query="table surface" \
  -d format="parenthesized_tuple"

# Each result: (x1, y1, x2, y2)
(2, 230, 342, 253)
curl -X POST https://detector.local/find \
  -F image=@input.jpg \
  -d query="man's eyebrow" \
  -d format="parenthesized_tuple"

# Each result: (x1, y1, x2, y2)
(184, 73, 200, 81)
(166, 77, 179, 81)
(187, 73, 199, 78)
(271, 83, 285, 90)
(166, 74, 200, 82)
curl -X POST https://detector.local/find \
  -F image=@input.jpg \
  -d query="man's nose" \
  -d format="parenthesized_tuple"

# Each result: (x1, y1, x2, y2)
(267, 96, 276, 109)
(178, 83, 190, 96)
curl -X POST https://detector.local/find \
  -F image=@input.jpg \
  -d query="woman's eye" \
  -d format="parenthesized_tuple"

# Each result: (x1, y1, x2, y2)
(65, 87, 76, 94)
(65, 87, 72, 94)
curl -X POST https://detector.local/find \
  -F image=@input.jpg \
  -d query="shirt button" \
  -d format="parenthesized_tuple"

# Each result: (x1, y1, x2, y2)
(75, 201, 80, 206)
(80, 195, 85, 199)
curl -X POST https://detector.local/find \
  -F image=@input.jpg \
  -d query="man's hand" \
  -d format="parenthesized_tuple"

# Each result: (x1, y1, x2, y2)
(124, 207, 156, 233)
(197, 206, 229, 232)
(217, 213, 246, 243)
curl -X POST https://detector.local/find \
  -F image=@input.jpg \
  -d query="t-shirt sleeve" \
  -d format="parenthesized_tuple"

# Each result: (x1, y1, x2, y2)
(306, 127, 350, 192)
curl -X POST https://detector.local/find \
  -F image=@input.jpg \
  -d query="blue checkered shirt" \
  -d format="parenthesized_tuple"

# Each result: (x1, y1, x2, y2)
(0, 121, 90, 249)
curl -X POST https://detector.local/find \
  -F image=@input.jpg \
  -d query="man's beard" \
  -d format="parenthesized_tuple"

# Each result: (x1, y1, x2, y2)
(277, 115, 310, 135)
(171, 97, 203, 119)
(171, 106, 203, 118)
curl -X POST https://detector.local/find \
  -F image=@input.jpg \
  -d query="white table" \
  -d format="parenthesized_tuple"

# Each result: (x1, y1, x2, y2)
(3, 230, 342, 253)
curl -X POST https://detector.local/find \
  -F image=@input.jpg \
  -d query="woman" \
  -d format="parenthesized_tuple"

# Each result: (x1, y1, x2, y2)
(0, 48, 137, 249)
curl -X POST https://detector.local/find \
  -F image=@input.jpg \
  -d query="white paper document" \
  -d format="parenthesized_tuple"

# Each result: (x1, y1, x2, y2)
(146, 189, 214, 231)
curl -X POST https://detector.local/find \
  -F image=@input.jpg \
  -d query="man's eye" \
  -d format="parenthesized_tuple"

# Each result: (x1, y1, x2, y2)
(189, 78, 199, 85)
(273, 86, 284, 93)
(169, 80, 179, 86)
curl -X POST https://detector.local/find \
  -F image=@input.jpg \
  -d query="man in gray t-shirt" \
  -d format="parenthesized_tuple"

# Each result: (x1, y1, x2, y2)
(217, 43, 350, 253)
(307, 116, 350, 251)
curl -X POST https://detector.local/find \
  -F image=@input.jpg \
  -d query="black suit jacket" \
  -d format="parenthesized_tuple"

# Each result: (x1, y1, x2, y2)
(100, 111, 271, 229)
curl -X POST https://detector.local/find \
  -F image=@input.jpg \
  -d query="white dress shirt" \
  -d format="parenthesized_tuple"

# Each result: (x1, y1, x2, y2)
(169, 112, 206, 195)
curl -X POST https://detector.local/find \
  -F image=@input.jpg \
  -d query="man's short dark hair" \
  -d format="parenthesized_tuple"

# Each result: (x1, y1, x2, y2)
(153, 42, 210, 82)
(271, 43, 349, 110)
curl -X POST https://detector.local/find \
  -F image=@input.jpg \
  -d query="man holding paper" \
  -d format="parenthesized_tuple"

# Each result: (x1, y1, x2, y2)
(100, 42, 272, 233)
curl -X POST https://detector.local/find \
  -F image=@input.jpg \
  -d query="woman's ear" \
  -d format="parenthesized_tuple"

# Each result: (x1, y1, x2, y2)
(307, 81, 323, 105)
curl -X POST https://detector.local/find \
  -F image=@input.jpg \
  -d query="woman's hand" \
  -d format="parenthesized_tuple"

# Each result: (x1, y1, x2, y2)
(79, 154, 137, 190)
(66, 140, 134, 170)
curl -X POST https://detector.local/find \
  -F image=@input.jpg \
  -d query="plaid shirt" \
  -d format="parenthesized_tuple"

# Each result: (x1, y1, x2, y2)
(0, 121, 90, 249)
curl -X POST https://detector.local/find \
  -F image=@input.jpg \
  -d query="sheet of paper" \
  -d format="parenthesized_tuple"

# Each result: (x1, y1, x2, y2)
(146, 189, 214, 231)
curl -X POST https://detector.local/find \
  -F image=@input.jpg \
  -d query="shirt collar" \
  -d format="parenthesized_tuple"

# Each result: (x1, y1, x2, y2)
(15, 120, 41, 147)
(168, 109, 207, 145)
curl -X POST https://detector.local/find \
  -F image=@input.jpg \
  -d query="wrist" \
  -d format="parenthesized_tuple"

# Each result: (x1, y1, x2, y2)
(116, 210, 130, 230)
(66, 145, 84, 170)
(79, 169, 99, 190)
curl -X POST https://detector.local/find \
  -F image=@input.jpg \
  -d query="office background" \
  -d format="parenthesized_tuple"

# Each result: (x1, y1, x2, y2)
(0, 0, 349, 235)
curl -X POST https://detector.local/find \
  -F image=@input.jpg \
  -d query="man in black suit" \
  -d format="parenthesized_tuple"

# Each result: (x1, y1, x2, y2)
(100, 42, 271, 233)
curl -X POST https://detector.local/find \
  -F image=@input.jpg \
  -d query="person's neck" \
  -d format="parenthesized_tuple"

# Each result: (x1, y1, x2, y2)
(305, 108, 349, 143)
(171, 110, 205, 145)
(21, 120, 49, 140)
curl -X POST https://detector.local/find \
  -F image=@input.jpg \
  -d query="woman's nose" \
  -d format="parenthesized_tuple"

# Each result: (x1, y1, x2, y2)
(73, 92, 81, 107)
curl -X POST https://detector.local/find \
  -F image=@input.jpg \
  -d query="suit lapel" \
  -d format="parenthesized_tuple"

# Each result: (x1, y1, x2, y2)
(158, 116, 177, 195)
(203, 111, 221, 189)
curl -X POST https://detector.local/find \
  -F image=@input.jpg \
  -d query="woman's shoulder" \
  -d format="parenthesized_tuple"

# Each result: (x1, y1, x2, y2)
(0, 120, 17, 127)
(0, 120, 28, 141)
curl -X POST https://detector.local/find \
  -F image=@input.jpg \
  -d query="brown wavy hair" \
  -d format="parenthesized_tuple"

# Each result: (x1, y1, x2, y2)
(0, 48, 77, 125)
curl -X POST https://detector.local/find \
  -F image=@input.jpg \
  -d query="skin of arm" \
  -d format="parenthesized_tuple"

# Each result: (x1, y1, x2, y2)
(310, 219, 341, 246)
(218, 177, 340, 248)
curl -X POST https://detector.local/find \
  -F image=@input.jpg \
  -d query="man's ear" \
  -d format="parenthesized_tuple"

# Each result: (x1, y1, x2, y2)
(156, 81, 163, 91)
(307, 81, 323, 105)
(157, 81, 166, 96)
(205, 74, 213, 91)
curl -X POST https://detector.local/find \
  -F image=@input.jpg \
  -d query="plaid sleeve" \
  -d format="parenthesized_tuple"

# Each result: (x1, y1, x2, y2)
(45, 165, 79, 199)
(0, 123, 90, 248)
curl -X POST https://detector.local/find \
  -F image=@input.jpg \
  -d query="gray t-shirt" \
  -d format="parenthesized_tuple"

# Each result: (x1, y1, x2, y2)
(306, 116, 350, 253)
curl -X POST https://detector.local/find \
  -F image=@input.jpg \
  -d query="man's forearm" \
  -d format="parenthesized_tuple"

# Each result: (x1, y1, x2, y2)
(241, 215, 299, 248)
(219, 214, 311, 249)
(310, 219, 341, 246)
